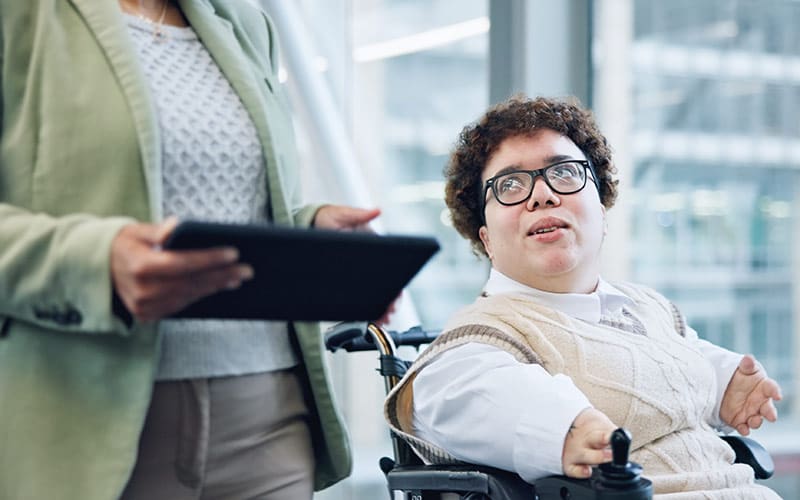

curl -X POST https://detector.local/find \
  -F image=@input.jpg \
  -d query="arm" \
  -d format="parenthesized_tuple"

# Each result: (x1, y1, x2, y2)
(0, 206, 256, 330)
(0, 204, 133, 332)
(412, 342, 613, 482)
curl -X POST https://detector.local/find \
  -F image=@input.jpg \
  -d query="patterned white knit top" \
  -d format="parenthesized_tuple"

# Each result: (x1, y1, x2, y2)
(125, 14, 297, 380)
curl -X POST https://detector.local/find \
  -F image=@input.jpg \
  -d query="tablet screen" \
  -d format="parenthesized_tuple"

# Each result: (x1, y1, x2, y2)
(163, 221, 440, 321)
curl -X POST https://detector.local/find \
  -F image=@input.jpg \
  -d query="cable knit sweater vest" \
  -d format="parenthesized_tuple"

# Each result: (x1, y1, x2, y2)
(385, 282, 779, 499)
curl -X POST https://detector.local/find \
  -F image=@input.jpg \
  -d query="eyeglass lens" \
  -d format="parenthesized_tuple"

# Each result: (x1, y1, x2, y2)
(491, 161, 587, 205)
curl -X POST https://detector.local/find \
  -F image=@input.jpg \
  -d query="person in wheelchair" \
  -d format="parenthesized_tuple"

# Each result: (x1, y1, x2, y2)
(385, 95, 783, 498)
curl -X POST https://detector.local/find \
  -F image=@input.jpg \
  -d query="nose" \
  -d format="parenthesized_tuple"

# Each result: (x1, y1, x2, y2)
(525, 176, 560, 210)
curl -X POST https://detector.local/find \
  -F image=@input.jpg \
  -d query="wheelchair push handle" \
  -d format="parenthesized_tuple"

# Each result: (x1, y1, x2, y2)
(324, 322, 439, 353)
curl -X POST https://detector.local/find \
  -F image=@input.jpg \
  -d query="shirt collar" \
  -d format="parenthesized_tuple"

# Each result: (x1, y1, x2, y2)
(483, 268, 634, 324)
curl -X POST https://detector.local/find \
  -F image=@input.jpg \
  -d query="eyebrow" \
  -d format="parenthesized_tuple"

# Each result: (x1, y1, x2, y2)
(489, 154, 578, 178)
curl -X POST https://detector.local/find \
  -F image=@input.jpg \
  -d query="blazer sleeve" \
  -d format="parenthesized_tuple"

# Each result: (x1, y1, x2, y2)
(0, 203, 135, 334)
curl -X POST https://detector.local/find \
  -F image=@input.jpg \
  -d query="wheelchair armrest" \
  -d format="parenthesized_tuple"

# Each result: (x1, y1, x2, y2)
(721, 435, 774, 480)
(386, 462, 654, 500)
(385, 463, 534, 500)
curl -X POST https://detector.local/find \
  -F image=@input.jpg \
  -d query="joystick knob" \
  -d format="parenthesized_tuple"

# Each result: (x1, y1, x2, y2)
(598, 428, 644, 488)
(611, 428, 633, 467)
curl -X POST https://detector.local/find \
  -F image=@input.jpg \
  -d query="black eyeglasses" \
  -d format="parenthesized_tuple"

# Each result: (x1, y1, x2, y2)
(483, 159, 599, 208)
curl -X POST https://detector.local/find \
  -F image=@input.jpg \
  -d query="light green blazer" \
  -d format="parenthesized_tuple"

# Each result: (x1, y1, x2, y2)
(0, 1, 351, 498)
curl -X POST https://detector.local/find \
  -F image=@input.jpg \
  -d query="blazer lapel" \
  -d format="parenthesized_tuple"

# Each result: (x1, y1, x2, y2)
(68, 0, 163, 220)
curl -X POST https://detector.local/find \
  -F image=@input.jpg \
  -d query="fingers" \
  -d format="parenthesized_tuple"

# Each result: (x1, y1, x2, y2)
(585, 429, 612, 450)
(111, 222, 255, 322)
(562, 408, 616, 479)
(313, 205, 381, 231)
(147, 246, 242, 278)
(746, 414, 763, 430)
(353, 207, 381, 226)
(129, 264, 253, 321)
(760, 398, 778, 423)
(564, 464, 593, 479)
(721, 354, 783, 432)
(375, 294, 401, 325)
(762, 377, 783, 401)
(563, 445, 612, 479)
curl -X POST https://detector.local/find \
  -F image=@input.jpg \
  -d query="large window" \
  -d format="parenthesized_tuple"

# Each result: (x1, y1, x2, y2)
(266, 0, 799, 497)
(266, 1, 490, 497)
(595, 0, 800, 495)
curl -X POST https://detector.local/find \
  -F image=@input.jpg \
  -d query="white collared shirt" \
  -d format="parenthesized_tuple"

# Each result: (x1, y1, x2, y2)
(412, 269, 741, 482)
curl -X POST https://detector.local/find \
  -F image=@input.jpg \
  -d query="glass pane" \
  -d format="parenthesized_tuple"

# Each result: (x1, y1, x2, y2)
(274, 1, 489, 497)
(351, 0, 490, 328)
(596, 0, 800, 496)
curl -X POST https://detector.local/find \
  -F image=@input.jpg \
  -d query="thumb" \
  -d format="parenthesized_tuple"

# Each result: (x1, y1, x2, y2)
(153, 216, 180, 246)
(738, 354, 758, 376)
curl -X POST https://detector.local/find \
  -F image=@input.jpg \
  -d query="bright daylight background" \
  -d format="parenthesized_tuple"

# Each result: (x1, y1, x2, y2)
(259, 1, 800, 497)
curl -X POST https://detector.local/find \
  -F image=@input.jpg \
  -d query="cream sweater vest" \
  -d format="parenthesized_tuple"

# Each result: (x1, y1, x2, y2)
(385, 282, 779, 499)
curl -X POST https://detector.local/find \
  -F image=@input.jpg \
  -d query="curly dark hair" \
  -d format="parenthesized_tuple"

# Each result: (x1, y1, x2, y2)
(444, 95, 619, 256)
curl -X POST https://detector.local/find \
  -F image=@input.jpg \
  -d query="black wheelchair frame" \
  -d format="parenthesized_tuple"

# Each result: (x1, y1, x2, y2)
(324, 322, 775, 500)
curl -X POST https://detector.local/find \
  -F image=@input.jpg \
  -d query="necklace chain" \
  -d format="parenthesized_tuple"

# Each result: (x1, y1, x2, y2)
(134, 0, 169, 42)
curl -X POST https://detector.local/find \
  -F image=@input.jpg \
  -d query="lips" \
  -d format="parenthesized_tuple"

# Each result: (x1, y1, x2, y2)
(527, 217, 569, 236)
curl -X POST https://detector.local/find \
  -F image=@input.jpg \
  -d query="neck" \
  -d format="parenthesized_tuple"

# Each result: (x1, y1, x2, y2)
(119, 0, 167, 11)
(119, 0, 187, 28)
(500, 267, 600, 295)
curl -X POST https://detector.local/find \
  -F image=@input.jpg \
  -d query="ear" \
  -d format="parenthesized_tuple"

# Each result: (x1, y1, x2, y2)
(478, 225, 493, 260)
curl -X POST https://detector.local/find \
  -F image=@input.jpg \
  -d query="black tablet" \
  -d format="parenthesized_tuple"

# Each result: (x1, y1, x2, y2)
(163, 220, 440, 321)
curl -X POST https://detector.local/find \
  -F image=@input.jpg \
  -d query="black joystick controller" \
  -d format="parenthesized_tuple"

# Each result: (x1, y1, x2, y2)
(598, 428, 640, 487)
(533, 427, 652, 499)
(595, 428, 653, 498)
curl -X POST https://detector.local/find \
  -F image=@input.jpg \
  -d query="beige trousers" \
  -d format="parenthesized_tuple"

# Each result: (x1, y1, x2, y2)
(121, 369, 314, 500)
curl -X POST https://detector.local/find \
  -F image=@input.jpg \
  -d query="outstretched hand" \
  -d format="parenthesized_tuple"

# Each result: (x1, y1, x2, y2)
(719, 354, 782, 436)
(312, 205, 381, 231)
(562, 408, 616, 478)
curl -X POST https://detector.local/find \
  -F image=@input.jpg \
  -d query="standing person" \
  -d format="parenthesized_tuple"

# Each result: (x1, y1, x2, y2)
(0, 1, 376, 499)
(385, 95, 782, 498)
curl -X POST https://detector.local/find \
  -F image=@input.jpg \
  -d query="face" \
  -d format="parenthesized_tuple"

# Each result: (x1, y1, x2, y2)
(478, 129, 606, 293)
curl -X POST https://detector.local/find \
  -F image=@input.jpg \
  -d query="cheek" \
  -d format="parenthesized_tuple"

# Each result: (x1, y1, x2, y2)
(580, 203, 606, 241)
(485, 209, 522, 239)
(481, 209, 521, 255)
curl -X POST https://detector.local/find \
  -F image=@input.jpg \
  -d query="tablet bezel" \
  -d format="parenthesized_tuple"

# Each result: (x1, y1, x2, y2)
(162, 220, 440, 321)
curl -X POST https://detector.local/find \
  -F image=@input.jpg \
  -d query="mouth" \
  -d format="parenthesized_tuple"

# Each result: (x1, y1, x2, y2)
(527, 218, 569, 236)
(531, 226, 560, 235)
